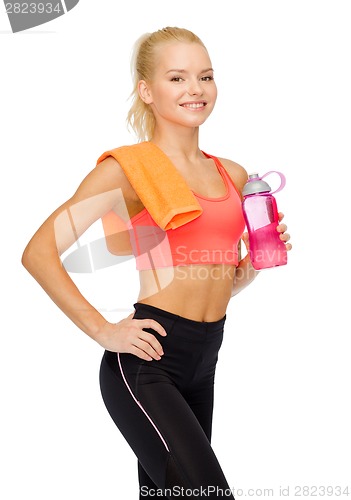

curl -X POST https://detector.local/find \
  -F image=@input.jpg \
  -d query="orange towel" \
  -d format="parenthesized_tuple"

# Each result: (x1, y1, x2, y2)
(96, 141, 203, 231)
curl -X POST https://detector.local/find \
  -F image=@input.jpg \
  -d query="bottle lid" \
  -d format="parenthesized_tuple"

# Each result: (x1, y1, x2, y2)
(242, 173, 271, 196)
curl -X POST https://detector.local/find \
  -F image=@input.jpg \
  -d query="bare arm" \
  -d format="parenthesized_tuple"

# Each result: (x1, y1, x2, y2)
(22, 156, 166, 360)
(231, 236, 260, 296)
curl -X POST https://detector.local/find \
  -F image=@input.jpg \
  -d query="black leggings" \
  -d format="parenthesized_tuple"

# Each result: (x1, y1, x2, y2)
(99, 302, 234, 499)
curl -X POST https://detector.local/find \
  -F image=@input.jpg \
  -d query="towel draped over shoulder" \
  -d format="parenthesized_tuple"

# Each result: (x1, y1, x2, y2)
(96, 141, 203, 255)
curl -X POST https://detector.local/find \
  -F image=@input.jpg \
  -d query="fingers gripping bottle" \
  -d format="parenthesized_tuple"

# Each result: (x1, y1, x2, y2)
(242, 171, 287, 270)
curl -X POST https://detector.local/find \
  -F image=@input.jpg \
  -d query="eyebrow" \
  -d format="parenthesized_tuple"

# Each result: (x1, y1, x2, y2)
(165, 67, 214, 74)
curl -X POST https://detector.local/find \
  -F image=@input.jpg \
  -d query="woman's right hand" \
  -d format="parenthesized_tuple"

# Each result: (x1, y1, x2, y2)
(97, 313, 167, 361)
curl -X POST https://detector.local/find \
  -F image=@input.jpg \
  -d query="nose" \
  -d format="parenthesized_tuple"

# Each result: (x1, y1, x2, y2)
(187, 77, 204, 96)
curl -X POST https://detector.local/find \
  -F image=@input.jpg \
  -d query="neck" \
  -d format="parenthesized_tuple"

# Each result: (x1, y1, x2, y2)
(150, 125, 202, 162)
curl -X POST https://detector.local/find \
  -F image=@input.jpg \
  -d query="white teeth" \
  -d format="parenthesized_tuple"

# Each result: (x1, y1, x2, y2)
(182, 103, 205, 108)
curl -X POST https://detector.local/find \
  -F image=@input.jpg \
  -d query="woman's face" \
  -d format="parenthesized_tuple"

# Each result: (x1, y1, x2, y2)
(140, 42, 217, 131)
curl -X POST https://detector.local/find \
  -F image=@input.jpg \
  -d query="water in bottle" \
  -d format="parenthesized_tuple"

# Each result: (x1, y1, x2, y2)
(242, 171, 287, 270)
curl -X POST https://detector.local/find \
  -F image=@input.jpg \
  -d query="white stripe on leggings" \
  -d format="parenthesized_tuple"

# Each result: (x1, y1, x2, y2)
(117, 353, 170, 452)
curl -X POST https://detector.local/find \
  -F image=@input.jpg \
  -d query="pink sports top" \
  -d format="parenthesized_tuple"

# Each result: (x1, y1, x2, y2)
(127, 153, 245, 270)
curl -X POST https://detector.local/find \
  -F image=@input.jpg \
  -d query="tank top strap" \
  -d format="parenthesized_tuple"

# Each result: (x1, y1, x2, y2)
(202, 151, 227, 173)
(202, 151, 243, 200)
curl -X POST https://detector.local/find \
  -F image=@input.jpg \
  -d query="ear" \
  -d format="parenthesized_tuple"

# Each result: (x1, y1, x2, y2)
(138, 80, 153, 104)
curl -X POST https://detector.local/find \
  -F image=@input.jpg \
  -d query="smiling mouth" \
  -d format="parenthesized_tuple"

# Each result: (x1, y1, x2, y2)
(180, 102, 207, 109)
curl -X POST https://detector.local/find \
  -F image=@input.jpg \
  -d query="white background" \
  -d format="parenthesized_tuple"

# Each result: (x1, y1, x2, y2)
(1, 0, 350, 498)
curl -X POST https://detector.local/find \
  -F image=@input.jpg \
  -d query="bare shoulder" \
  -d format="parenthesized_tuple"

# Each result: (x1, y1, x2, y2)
(73, 155, 137, 202)
(217, 157, 248, 195)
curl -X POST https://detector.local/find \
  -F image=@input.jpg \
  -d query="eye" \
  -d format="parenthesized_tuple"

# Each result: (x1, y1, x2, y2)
(170, 77, 184, 82)
(201, 75, 214, 81)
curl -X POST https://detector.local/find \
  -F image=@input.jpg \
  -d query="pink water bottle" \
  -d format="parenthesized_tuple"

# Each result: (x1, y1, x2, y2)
(242, 171, 287, 270)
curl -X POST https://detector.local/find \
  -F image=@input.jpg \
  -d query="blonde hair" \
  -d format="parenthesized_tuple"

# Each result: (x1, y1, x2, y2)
(126, 27, 206, 142)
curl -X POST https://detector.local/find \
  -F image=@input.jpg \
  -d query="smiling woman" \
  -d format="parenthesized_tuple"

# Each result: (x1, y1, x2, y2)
(22, 26, 291, 499)
(127, 27, 217, 142)
(137, 42, 217, 132)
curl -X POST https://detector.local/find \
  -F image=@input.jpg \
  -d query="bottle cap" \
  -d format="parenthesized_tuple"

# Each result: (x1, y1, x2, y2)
(242, 173, 271, 196)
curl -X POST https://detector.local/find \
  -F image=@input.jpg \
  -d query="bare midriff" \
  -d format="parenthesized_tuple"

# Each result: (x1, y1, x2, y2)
(137, 264, 235, 322)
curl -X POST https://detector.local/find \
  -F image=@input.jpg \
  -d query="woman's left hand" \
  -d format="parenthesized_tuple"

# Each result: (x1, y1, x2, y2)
(277, 212, 292, 251)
